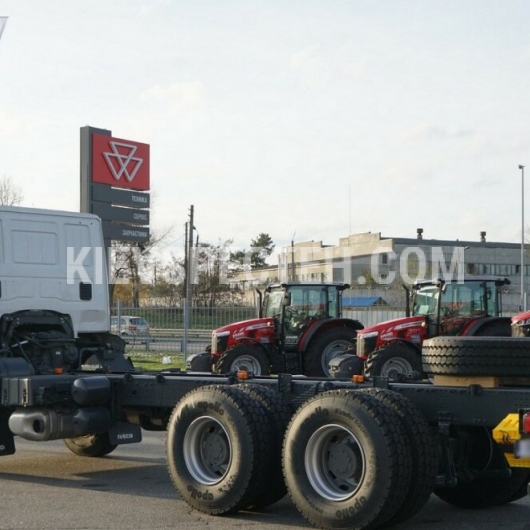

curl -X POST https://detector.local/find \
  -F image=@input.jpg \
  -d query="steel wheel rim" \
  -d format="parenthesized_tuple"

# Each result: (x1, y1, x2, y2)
(380, 357, 413, 378)
(305, 423, 365, 501)
(230, 354, 263, 375)
(183, 416, 232, 485)
(321, 340, 352, 375)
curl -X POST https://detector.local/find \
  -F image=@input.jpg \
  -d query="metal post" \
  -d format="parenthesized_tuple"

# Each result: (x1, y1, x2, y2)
(519, 161, 525, 311)
(183, 205, 194, 357)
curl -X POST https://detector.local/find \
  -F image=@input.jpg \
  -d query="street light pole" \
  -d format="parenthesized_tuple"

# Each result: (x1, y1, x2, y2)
(519, 165, 525, 311)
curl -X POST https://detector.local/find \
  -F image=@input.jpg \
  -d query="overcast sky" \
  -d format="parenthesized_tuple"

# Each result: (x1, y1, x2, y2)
(1, 1, 529, 260)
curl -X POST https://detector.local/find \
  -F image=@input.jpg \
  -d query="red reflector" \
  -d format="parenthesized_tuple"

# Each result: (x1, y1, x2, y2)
(524, 412, 530, 434)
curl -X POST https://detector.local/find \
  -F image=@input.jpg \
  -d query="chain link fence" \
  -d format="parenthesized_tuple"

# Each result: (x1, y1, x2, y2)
(112, 284, 522, 370)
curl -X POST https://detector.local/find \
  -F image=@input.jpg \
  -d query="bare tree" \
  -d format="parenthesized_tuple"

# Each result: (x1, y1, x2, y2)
(110, 225, 173, 308)
(0, 176, 23, 205)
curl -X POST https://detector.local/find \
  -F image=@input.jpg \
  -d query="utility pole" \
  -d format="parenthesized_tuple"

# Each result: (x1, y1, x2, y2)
(520, 165, 525, 311)
(291, 231, 296, 281)
(183, 205, 194, 356)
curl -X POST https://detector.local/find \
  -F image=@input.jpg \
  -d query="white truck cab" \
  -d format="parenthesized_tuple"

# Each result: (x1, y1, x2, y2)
(0, 205, 110, 335)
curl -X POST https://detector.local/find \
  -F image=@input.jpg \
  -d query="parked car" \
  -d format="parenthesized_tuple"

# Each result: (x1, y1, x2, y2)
(111, 316, 150, 342)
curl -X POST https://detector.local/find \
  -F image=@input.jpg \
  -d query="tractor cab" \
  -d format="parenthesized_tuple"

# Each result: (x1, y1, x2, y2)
(409, 276, 509, 337)
(188, 281, 362, 377)
(261, 283, 345, 350)
(355, 275, 512, 379)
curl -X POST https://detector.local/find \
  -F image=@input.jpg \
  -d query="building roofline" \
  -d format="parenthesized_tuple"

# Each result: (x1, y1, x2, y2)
(388, 237, 521, 249)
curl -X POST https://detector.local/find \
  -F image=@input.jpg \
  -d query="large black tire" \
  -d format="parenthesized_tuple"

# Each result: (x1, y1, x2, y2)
(304, 327, 357, 377)
(64, 433, 117, 457)
(435, 467, 530, 508)
(282, 389, 412, 530)
(501, 469, 530, 503)
(362, 388, 438, 525)
(235, 383, 293, 507)
(214, 344, 271, 376)
(422, 336, 530, 377)
(166, 385, 272, 515)
(473, 320, 511, 337)
(364, 343, 423, 379)
(434, 425, 530, 508)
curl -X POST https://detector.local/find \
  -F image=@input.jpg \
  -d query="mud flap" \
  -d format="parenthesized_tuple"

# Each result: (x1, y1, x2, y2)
(0, 408, 15, 455)
(109, 422, 142, 445)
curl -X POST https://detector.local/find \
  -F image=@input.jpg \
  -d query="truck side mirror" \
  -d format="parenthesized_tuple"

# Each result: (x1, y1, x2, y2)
(283, 292, 292, 306)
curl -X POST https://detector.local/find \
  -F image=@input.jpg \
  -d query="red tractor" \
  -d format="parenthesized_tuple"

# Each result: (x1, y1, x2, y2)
(187, 282, 363, 377)
(353, 276, 512, 379)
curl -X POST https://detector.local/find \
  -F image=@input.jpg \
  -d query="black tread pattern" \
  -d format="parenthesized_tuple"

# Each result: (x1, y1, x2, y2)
(422, 336, 530, 377)
(435, 467, 530, 508)
(234, 383, 293, 507)
(214, 344, 270, 375)
(283, 389, 413, 530)
(166, 384, 272, 515)
(364, 343, 423, 379)
(363, 388, 438, 525)
(305, 327, 357, 377)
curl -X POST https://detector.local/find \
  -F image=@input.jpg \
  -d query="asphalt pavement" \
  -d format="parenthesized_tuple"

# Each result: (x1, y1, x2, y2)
(1, 431, 529, 530)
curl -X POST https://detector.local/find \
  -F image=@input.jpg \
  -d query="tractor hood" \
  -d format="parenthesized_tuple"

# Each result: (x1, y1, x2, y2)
(214, 317, 275, 337)
(359, 315, 426, 338)
(512, 310, 530, 325)
(211, 317, 277, 356)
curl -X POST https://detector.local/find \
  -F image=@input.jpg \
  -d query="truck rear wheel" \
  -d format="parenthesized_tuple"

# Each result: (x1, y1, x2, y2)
(214, 344, 271, 376)
(434, 425, 530, 508)
(435, 467, 530, 508)
(235, 383, 292, 507)
(362, 388, 438, 525)
(282, 389, 412, 529)
(305, 328, 357, 377)
(64, 433, 117, 457)
(422, 336, 530, 376)
(364, 343, 423, 379)
(166, 385, 272, 515)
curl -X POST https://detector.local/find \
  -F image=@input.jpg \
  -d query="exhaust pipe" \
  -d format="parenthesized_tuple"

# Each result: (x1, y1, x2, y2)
(8, 407, 111, 441)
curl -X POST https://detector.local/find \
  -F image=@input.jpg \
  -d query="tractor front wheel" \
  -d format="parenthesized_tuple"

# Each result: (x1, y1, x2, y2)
(214, 344, 271, 376)
(365, 343, 423, 380)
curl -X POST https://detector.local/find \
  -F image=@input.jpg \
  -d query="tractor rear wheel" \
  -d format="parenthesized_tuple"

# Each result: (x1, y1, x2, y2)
(364, 343, 423, 379)
(304, 328, 357, 377)
(473, 320, 511, 337)
(215, 344, 271, 376)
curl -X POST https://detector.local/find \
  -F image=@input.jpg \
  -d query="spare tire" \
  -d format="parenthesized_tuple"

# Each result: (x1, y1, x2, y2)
(422, 336, 530, 377)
